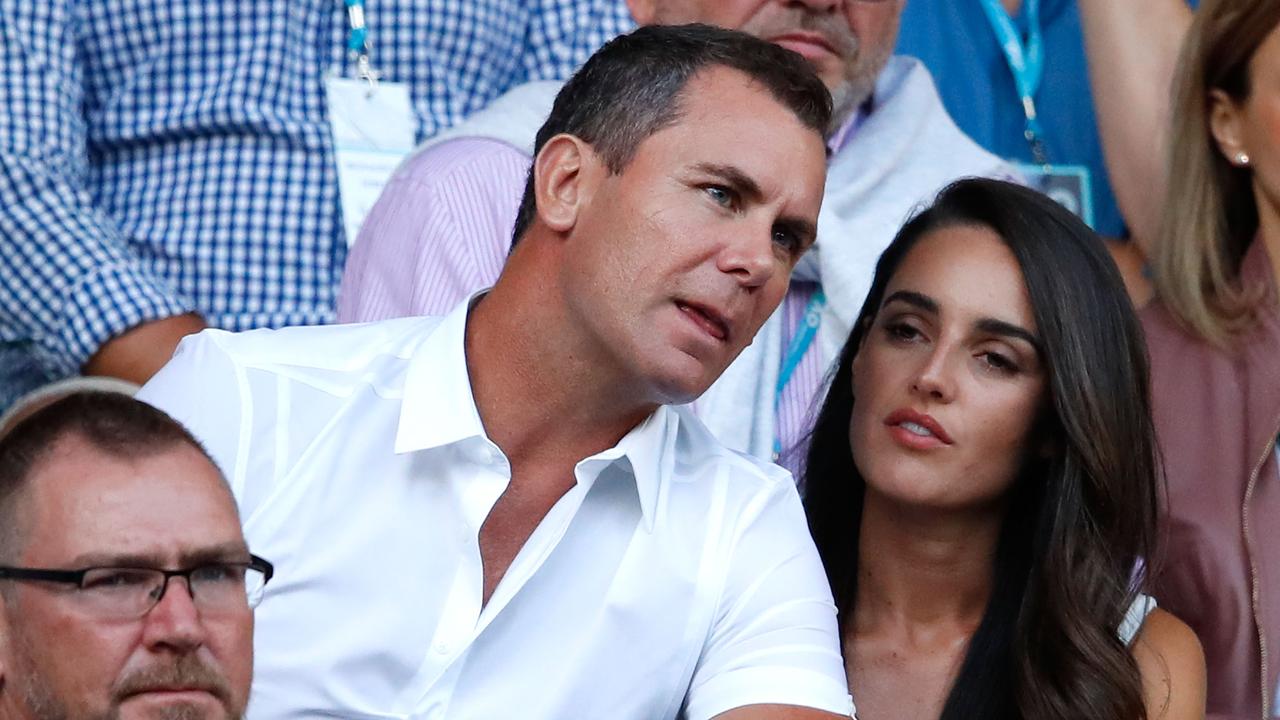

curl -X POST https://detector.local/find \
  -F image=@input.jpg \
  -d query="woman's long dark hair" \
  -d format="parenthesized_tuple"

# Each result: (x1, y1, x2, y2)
(803, 179, 1159, 719)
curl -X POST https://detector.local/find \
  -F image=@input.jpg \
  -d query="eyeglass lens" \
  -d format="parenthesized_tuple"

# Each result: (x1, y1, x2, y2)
(78, 564, 267, 617)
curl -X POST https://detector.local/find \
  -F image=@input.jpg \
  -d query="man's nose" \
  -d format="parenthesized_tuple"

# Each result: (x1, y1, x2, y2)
(141, 577, 208, 652)
(716, 228, 778, 289)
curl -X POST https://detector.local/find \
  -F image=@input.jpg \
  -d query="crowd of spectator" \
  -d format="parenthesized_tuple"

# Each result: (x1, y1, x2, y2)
(0, 0, 1275, 718)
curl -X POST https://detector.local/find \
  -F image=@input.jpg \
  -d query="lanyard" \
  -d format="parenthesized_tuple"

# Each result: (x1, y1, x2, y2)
(344, 0, 378, 86)
(773, 290, 826, 459)
(978, 0, 1049, 165)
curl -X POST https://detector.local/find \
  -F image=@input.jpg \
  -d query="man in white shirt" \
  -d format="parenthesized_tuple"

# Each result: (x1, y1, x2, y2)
(338, 0, 1013, 470)
(139, 24, 853, 720)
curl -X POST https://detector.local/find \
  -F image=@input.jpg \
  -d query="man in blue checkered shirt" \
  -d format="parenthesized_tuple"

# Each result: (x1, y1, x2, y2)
(0, 0, 633, 410)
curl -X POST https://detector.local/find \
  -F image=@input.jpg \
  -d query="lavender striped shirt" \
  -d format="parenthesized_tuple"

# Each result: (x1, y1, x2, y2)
(338, 136, 839, 477)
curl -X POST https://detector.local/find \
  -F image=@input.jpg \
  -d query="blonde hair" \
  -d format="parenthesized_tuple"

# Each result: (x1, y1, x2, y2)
(1153, 0, 1280, 346)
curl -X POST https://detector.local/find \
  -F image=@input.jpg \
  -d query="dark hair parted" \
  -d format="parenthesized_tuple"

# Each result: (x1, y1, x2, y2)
(0, 391, 222, 559)
(510, 23, 832, 245)
(802, 179, 1159, 719)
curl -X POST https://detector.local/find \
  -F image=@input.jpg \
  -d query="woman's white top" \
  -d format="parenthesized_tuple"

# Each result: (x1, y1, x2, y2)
(1119, 593, 1158, 646)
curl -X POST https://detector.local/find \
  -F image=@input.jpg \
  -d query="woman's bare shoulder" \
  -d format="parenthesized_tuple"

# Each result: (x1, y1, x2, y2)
(1131, 608, 1206, 720)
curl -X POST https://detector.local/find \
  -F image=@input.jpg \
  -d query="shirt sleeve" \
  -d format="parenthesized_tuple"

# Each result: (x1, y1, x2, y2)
(683, 475, 855, 720)
(136, 331, 253, 504)
(521, 0, 636, 81)
(337, 138, 529, 322)
(0, 0, 194, 378)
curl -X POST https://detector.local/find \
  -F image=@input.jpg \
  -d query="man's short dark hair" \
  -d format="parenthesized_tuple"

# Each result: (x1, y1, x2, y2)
(510, 23, 833, 244)
(0, 391, 222, 561)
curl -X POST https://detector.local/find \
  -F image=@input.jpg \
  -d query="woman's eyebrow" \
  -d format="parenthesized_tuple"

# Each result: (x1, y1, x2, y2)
(883, 290, 937, 313)
(975, 317, 1042, 353)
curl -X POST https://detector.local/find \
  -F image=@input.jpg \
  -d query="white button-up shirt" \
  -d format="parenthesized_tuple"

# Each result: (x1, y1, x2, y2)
(138, 298, 853, 719)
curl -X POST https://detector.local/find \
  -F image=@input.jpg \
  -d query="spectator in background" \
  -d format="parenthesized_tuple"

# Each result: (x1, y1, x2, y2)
(896, 0, 1195, 304)
(0, 391, 270, 719)
(1142, 0, 1280, 715)
(140, 26, 854, 719)
(339, 0, 1013, 472)
(0, 0, 633, 412)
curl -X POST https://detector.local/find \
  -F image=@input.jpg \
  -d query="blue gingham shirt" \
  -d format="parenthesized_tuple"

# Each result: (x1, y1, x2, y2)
(0, 0, 633, 407)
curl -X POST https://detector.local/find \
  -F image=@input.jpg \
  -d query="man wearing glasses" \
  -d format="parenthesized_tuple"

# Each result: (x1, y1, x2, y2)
(0, 391, 272, 720)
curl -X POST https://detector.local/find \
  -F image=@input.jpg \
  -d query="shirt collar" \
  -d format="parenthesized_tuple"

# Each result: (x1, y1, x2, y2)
(394, 293, 676, 531)
(394, 293, 489, 455)
(826, 95, 873, 156)
(571, 404, 675, 533)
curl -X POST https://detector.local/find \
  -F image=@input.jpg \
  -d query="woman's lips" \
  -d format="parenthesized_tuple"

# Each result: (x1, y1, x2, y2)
(884, 408, 954, 450)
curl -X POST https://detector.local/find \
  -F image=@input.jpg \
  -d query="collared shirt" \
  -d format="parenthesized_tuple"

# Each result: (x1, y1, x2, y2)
(337, 108, 868, 475)
(0, 0, 634, 409)
(137, 298, 853, 719)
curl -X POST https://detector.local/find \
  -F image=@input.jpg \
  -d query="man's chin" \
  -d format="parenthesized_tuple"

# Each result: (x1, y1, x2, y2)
(649, 367, 721, 407)
(115, 691, 235, 720)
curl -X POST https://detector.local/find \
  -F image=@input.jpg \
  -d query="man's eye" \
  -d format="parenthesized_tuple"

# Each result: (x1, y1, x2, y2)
(773, 229, 800, 250)
(82, 570, 153, 590)
(191, 564, 244, 585)
(704, 185, 735, 208)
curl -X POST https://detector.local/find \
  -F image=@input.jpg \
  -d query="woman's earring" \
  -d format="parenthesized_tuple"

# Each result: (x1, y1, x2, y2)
(1236, 152, 1251, 166)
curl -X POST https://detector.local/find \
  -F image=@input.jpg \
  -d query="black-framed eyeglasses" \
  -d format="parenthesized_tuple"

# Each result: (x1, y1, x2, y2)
(0, 554, 274, 619)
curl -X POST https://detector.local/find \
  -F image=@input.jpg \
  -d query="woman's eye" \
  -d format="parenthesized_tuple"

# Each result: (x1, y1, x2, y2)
(883, 322, 921, 342)
(980, 351, 1019, 374)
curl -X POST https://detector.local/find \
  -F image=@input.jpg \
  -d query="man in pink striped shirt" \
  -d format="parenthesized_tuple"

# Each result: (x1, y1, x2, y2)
(339, 0, 1013, 477)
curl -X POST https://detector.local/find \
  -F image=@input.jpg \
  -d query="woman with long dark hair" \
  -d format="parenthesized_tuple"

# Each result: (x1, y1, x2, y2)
(1144, 1, 1280, 715)
(803, 178, 1204, 719)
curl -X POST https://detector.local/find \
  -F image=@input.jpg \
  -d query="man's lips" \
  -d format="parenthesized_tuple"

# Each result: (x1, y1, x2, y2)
(884, 408, 954, 446)
(113, 659, 232, 707)
(769, 32, 840, 61)
(120, 683, 227, 705)
(119, 676, 227, 702)
(675, 300, 731, 343)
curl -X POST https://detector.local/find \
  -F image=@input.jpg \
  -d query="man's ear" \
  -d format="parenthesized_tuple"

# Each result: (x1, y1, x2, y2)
(625, 0, 655, 25)
(1208, 88, 1250, 166)
(532, 134, 598, 234)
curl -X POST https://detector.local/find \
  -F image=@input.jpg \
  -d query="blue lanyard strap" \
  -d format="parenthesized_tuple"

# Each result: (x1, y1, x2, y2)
(773, 290, 826, 459)
(344, 0, 368, 54)
(978, 0, 1049, 165)
(344, 0, 377, 84)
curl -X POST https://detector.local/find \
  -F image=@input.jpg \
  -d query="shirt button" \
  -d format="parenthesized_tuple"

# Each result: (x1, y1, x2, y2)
(433, 642, 451, 655)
